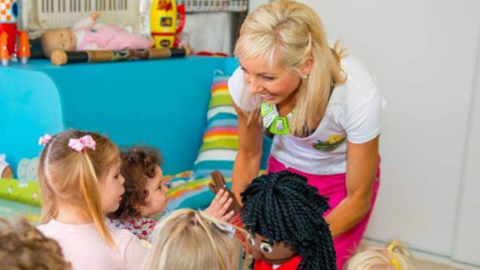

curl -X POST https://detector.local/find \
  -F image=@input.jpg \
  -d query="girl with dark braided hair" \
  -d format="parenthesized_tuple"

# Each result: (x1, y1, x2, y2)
(241, 171, 337, 270)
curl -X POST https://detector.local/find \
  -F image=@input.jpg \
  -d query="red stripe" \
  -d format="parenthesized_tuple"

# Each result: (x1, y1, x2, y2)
(151, 32, 175, 37)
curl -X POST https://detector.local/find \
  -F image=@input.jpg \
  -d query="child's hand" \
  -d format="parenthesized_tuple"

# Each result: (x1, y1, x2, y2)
(204, 189, 235, 222)
(90, 12, 102, 20)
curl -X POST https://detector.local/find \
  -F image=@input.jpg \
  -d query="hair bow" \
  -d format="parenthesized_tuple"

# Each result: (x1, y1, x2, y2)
(68, 135, 96, 152)
(38, 134, 52, 146)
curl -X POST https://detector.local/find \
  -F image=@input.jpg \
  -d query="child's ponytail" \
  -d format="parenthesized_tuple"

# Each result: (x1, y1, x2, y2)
(38, 130, 120, 248)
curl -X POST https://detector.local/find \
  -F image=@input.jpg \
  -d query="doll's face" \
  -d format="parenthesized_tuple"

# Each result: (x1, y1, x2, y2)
(247, 233, 297, 265)
(42, 29, 76, 56)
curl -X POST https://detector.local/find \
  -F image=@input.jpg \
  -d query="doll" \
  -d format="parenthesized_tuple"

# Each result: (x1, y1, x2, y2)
(240, 171, 338, 270)
(41, 12, 154, 57)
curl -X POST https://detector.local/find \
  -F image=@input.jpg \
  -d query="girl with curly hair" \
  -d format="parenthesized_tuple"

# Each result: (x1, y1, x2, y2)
(107, 146, 235, 241)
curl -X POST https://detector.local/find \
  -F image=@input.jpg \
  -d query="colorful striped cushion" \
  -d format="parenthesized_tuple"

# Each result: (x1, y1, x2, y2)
(163, 71, 240, 211)
(191, 71, 238, 179)
(166, 170, 233, 211)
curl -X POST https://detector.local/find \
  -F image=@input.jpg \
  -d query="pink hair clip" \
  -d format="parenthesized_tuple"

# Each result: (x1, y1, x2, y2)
(38, 134, 52, 146)
(190, 216, 198, 225)
(68, 135, 96, 152)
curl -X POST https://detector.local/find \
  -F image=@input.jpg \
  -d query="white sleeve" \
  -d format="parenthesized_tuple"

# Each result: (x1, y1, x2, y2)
(344, 91, 385, 144)
(228, 67, 259, 111)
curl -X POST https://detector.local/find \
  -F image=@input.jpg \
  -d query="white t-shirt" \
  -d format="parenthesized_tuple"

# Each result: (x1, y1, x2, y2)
(228, 54, 385, 175)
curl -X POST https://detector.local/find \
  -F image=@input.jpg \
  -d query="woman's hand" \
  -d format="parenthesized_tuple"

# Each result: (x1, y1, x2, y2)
(204, 189, 235, 222)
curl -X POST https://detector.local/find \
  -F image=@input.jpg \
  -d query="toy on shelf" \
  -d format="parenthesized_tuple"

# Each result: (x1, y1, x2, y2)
(150, 0, 186, 48)
(17, 31, 31, 63)
(50, 46, 191, 66)
(0, 31, 10, 66)
(0, 0, 18, 55)
(41, 12, 155, 58)
(0, 154, 14, 179)
(0, 0, 30, 66)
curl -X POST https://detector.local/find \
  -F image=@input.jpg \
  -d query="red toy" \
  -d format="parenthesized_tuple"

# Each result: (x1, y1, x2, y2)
(0, 0, 19, 55)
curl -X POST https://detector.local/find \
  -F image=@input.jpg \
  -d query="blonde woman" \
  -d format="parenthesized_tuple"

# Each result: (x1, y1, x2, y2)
(142, 209, 249, 270)
(345, 240, 414, 270)
(229, 1, 384, 268)
(36, 130, 148, 270)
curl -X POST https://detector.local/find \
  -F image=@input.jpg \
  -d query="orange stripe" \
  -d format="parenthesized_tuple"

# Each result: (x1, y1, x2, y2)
(204, 130, 238, 136)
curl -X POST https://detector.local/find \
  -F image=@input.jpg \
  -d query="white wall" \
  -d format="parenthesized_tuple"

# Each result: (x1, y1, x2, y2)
(452, 37, 480, 266)
(248, 0, 270, 13)
(296, 0, 480, 264)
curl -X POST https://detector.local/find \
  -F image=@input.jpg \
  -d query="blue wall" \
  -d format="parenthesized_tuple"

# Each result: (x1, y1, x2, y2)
(0, 57, 271, 175)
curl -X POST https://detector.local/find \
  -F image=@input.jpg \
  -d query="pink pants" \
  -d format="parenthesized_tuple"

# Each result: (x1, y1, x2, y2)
(267, 155, 380, 270)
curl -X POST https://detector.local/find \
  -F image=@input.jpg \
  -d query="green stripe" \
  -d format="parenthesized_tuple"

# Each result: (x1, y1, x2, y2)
(209, 95, 233, 108)
(199, 139, 239, 152)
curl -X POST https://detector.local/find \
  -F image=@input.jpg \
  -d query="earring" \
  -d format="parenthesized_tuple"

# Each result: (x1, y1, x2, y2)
(301, 74, 309, 79)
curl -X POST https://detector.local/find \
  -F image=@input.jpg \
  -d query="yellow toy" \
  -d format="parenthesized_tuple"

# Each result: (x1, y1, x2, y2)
(150, 0, 185, 48)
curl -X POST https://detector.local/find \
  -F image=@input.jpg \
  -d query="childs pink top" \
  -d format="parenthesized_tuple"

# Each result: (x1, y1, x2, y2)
(37, 219, 149, 270)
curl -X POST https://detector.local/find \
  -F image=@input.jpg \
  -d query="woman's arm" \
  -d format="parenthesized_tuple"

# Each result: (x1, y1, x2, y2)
(325, 135, 380, 238)
(231, 102, 264, 203)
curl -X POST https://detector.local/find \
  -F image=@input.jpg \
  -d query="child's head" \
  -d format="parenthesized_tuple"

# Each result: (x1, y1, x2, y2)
(107, 146, 168, 220)
(241, 171, 337, 270)
(41, 29, 76, 57)
(0, 217, 72, 270)
(142, 209, 246, 270)
(38, 130, 124, 246)
(345, 240, 414, 270)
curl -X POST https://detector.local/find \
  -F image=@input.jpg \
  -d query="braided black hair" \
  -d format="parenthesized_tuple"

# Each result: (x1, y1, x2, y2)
(241, 171, 337, 270)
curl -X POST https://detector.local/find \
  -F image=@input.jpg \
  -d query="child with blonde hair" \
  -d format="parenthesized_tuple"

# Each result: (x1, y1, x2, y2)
(36, 130, 148, 270)
(345, 240, 414, 270)
(142, 209, 249, 270)
(0, 217, 72, 270)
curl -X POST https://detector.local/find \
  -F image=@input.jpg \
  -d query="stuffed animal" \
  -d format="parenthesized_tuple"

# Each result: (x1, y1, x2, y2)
(0, 154, 14, 179)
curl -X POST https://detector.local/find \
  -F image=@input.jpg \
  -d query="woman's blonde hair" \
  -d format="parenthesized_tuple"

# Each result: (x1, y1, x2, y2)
(234, 0, 346, 137)
(142, 209, 249, 270)
(345, 240, 415, 270)
(38, 129, 120, 247)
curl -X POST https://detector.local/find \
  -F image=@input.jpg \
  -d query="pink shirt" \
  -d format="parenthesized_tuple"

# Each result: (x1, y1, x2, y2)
(72, 16, 150, 51)
(37, 219, 149, 270)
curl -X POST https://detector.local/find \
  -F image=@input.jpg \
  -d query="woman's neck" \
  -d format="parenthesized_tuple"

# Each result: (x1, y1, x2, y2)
(276, 90, 299, 116)
(56, 205, 93, 225)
